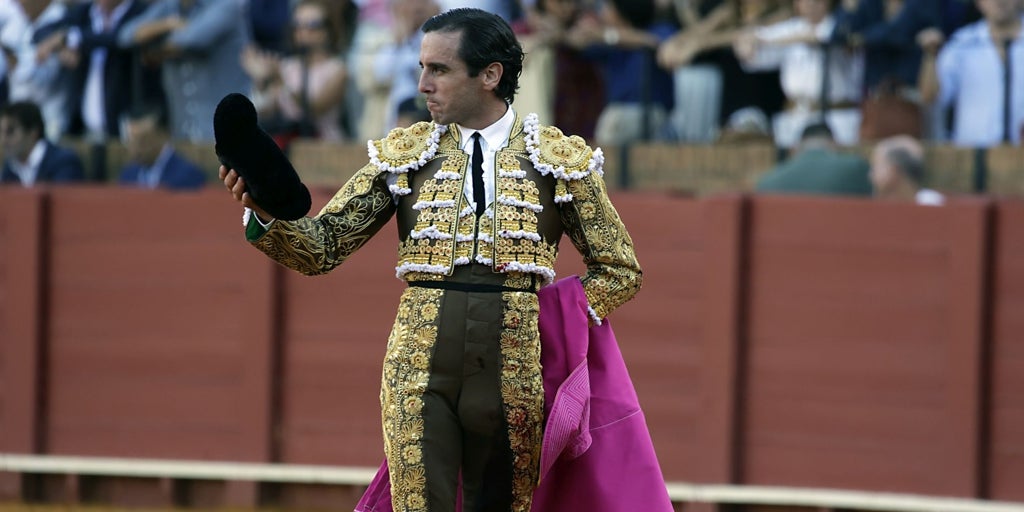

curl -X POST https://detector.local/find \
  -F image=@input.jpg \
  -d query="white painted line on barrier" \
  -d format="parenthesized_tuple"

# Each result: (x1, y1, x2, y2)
(664, 483, 1024, 512)
(0, 454, 377, 485)
(3, 454, 1024, 512)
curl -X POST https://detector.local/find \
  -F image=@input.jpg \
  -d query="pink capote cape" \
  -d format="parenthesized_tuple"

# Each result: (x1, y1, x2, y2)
(354, 276, 673, 512)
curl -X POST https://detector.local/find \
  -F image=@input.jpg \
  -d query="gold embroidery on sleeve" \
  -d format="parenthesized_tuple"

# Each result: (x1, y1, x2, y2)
(559, 170, 642, 320)
(251, 164, 395, 275)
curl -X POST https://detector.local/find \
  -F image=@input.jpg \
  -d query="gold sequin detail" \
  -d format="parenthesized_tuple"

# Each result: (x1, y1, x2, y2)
(397, 123, 560, 278)
(376, 121, 436, 166)
(381, 286, 442, 512)
(558, 169, 642, 319)
(252, 163, 395, 275)
(499, 291, 544, 511)
(398, 151, 469, 270)
(537, 126, 592, 174)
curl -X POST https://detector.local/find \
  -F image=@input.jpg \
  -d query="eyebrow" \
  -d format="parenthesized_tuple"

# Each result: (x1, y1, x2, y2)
(420, 61, 450, 71)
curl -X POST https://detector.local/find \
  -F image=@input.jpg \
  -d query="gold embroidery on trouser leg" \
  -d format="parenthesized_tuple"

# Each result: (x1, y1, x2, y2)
(499, 291, 544, 511)
(381, 287, 442, 512)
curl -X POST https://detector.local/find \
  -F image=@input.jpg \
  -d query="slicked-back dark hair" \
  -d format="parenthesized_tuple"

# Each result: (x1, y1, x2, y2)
(799, 121, 834, 141)
(125, 102, 170, 132)
(421, 8, 523, 104)
(1, 101, 45, 139)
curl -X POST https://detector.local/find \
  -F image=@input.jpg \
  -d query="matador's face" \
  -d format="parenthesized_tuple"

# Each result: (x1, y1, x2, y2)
(417, 30, 497, 128)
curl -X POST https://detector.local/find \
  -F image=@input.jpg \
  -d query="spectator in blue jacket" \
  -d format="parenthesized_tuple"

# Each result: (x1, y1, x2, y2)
(118, 103, 206, 190)
(45, 0, 166, 142)
(0, 101, 85, 186)
(833, 0, 941, 92)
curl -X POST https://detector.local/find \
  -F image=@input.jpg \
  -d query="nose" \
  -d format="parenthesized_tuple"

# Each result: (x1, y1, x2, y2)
(418, 69, 431, 94)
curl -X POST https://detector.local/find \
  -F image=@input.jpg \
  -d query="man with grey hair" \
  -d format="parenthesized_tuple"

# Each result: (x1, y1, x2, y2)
(869, 135, 945, 205)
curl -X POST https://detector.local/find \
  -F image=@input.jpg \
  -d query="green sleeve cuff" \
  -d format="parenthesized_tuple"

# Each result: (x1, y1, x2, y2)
(245, 213, 268, 242)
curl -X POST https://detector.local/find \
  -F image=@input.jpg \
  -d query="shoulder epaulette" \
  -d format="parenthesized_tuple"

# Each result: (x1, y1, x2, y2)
(523, 113, 604, 181)
(368, 121, 447, 173)
(367, 121, 447, 196)
(536, 126, 592, 176)
(522, 113, 605, 203)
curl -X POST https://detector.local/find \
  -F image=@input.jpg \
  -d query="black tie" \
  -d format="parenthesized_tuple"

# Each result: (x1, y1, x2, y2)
(471, 132, 485, 216)
(1004, 38, 1013, 143)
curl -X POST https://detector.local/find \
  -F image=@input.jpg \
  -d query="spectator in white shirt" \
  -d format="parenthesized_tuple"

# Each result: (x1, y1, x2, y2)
(734, 0, 865, 148)
(919, 0, 1024, 147)
(5, 0, 75, 141)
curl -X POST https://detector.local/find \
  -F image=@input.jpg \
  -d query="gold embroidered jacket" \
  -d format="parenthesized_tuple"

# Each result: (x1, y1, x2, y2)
(247, 112, 641, 320)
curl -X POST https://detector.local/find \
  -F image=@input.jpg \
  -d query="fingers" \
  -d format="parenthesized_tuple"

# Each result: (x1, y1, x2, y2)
(220, 167, 272, 222)
(220, 166, 248, 203)
(231, 175, 248, 202)
(221, 166, 237, 190)
(240, 192, 273, 223)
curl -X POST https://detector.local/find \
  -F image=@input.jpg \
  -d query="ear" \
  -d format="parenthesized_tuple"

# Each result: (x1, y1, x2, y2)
(480, 62, 503, 92)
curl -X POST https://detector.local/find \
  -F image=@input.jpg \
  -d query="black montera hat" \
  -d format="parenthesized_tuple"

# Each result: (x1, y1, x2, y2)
(213, 93, 311, 221)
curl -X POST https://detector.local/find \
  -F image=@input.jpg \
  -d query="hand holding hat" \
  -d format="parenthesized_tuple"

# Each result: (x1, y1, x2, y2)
(213, 93, 311, 221)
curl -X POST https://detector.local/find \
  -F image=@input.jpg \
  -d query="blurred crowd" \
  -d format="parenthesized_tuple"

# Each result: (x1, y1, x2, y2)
(0, 0, 1019, 202)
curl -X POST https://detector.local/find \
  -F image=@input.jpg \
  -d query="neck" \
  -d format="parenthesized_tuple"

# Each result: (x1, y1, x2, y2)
(806, 14, 827, 25)
(100, 1, 122, 16)
(798, 138, 833, 153)
(989, 17, 1022, 39)
(16, 145, 36, 164)
(296, 44, 328, 57)
(306, 48, 329, 63)
(461, 100, 508, 131)
(880, 180, 919, 201)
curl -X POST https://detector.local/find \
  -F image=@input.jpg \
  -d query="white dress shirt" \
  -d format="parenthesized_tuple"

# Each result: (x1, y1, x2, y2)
(9, 139, 47, 187)
(7, 2, 71, 141)
(936, 17, 1024, 147)
(257, 106, 517, 229)
(384, 105, 516, 209)
(66, 0, 134, 138)
(916, 188, 946, 206)
(135, 143, 174, 189)
(743, 15, 865, 148)
(454, 105, 515, 214)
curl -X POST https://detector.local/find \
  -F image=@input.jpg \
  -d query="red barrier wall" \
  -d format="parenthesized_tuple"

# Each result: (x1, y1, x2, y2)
(40, 189, 271, 461)
(2, 187, 1023, 508)
(991, 203, 1024, 502)
(741, 197, 989, 495)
